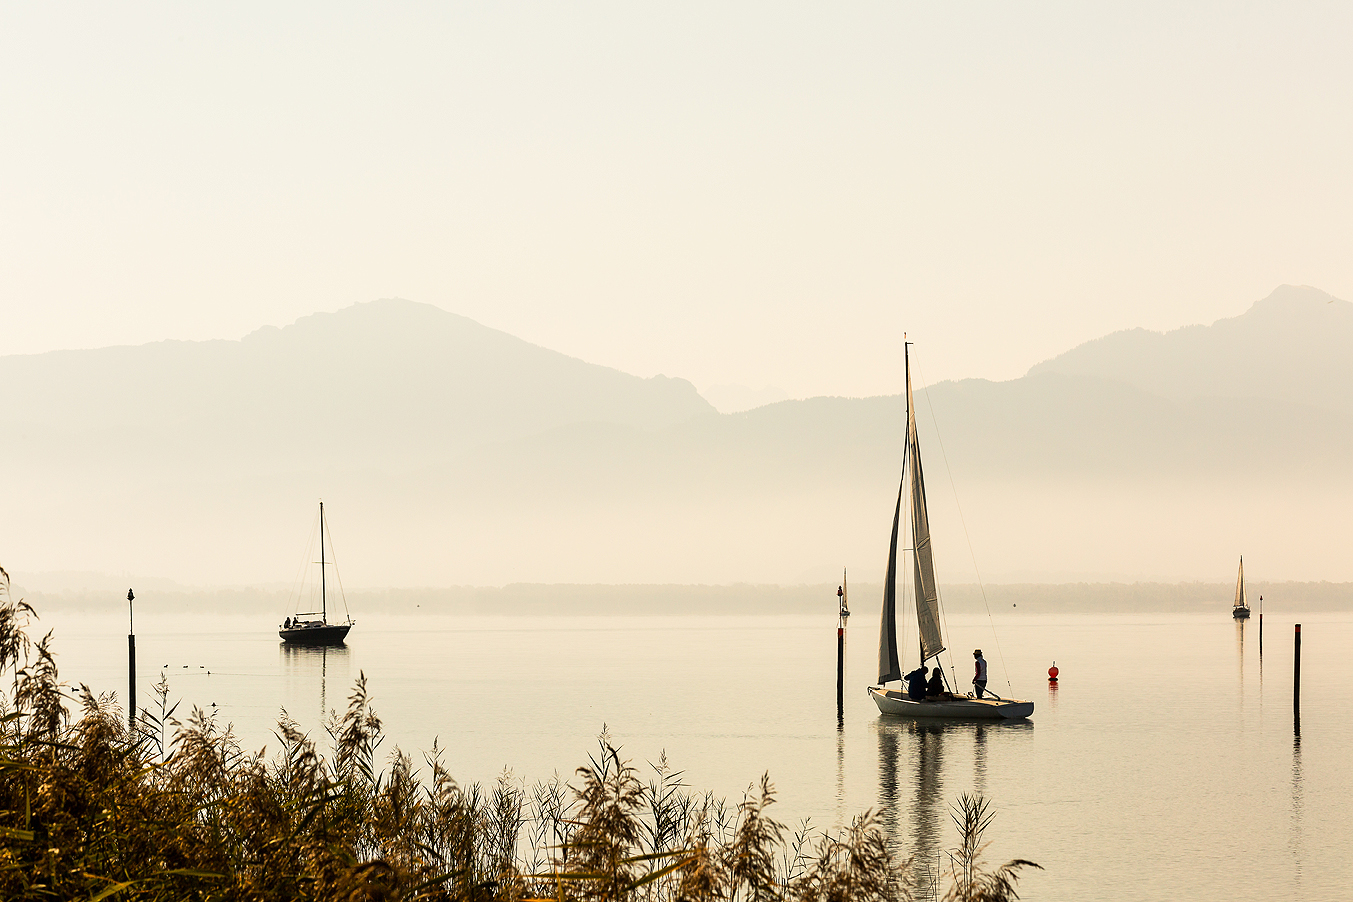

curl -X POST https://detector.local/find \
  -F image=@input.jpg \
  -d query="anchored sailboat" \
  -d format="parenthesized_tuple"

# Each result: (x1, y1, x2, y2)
(1232, 556, 1251, 620)
(868, 342, 1032, 720)
(279, 502, 354, 645)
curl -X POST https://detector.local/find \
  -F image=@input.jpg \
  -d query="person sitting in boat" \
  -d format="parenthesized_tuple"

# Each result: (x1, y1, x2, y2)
(284, 617, 292, 629)
(905, 665, 929, 700)
(925, 668, 952, 700)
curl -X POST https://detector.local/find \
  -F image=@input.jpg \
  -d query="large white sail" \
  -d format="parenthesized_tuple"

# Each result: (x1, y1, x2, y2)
(1234, 556, 1246, 609)
(906, 350, 945, 662)
(867, 343, 1033, 719)
(877, 476, 904, 685)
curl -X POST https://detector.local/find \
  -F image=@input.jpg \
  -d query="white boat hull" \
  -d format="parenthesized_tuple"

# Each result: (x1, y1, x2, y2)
(869, 687, 1033, 720)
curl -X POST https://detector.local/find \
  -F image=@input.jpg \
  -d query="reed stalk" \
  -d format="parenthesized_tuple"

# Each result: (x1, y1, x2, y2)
(0, 567, 1036, 902)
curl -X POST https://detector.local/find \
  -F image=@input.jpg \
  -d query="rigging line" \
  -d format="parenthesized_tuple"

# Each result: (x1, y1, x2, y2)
(322, 512, 352, 621)
(902, 461, 911, 680)
(912, 358, 1013, 693)
(287, 509, 321, 617)
(908, 360, 958, 686)
(899, 404, 912, 681)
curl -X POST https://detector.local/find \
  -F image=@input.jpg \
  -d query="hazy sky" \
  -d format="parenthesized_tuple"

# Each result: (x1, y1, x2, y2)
(3, 3, 1350, 398)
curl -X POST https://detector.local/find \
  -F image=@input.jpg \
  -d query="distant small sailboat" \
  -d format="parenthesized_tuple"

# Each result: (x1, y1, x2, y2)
(1232, 556, 1251, 620)
(280, 502, 354, 645)
(868, 341, 1032, 720)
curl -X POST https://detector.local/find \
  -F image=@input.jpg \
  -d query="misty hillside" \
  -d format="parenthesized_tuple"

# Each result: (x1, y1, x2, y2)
(3, 288, 1351, 591)
(1028, 285, 1353, 414)
(0, 299, 714, 472)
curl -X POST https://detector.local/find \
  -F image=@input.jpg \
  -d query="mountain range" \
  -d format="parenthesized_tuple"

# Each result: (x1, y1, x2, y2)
(3, 285, 1350, 591)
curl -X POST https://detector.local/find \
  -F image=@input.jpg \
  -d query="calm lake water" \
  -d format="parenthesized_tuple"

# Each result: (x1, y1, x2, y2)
(36, 605, 1352, 902)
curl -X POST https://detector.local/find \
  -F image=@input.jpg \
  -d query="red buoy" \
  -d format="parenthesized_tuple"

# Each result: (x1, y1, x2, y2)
(1048, 662, 1059, 682)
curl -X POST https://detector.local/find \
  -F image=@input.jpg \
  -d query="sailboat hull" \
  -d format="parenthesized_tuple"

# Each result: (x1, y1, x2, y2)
(869, 687, 1033, 720)
(1232, 608, 1250, 620)
(280, 623, 351, 645)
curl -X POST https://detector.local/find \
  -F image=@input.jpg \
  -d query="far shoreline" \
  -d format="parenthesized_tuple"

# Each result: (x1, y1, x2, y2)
(15, 579, 1353, 616)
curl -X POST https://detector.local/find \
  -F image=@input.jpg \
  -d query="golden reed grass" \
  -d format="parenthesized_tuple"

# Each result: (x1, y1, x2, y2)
(0, 567, 1036, 901)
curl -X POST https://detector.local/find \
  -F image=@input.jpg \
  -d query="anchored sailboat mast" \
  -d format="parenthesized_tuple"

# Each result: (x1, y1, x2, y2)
(320, 501, 327, 623)
(904, 342, 945, 664)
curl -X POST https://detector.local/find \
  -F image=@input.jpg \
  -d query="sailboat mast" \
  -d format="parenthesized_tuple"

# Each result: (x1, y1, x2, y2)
(320, 501, 327, 622)
(906, 342, 920, 667)
(904, 339, 945, 665)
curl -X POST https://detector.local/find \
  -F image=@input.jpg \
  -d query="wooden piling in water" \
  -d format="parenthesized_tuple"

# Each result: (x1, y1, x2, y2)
(127, 588, 136, 729)
(836, 579, 847, 717)
(1293, 623, 1301, 734)
(836, 625, 844, 715)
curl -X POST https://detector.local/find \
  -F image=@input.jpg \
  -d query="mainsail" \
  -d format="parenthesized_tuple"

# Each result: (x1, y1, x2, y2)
(877, 476, 904, 685)
(877, 343, 945, 685)
(1234, 556, 1246, 609)
(905, 347, 945, 662)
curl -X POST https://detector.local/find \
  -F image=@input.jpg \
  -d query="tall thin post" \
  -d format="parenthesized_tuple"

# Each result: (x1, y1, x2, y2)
(836, 585, 845, 716)
(1258, 595, 1263, 656)
(320, 501, 327, 623)
(1293, 623, 1301, 735)
(837, 624, 845, 714)
(127, 588, 136, 729)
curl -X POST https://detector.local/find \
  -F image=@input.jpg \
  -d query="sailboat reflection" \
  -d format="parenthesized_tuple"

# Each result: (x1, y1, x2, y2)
(876, 718, 1033, 891)
(281, 642, 351, 723)
(1235, 619, 1246, 693)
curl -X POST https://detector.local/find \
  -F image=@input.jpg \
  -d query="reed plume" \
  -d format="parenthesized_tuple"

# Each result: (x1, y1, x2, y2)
(0, 567, 1037, 901)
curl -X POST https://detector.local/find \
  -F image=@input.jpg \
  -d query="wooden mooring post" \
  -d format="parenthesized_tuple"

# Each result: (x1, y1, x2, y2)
(836, 624, 844, 715)
(127, 588, 136, 729)
(1293, 623, 1301, 735)
(836, 580, 847, 718)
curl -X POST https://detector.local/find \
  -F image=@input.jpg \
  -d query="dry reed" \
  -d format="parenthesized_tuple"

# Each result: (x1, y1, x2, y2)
(0, 568, 1037, 901)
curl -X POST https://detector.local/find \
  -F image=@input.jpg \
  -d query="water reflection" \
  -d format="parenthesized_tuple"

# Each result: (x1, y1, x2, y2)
(1291, 735, 1304, 892)
(1235, 619, 1245, 692)
(877, 718, 902, 839)
(875, 718, 945, 892)
(280, 642, 350, 722)
(835, 717, 846, 827)
(973, 723, 987, 795)
(875, 717, 1034, 893)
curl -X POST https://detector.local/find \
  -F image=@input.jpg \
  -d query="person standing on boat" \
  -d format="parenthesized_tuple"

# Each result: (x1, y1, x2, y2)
(973, 649, 988, 698)
(905, 665, 929, 700)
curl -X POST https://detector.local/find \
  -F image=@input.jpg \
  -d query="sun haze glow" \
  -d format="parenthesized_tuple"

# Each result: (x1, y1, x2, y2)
(2, 4, 1349, 398)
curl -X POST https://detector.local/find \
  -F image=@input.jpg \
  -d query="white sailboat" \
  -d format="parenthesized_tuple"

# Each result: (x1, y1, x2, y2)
(868, 342, 1033, 720)
(279, 501, 354, 645)
(1232, 556, 1251, 620)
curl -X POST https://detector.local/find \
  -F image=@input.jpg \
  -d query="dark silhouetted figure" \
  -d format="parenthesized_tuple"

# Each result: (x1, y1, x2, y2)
(905, 665, 929, 700)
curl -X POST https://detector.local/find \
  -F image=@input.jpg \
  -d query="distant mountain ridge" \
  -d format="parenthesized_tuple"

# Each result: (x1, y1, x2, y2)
(0, 298, 714, 471)
(1027, 285, 1353, 414)
(2, 288, 1350, 588)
